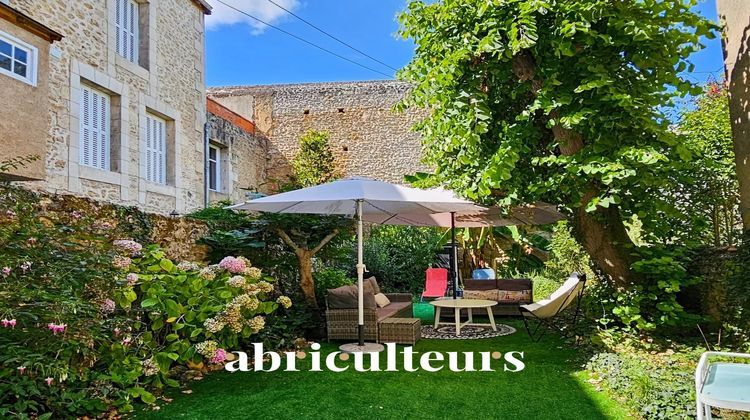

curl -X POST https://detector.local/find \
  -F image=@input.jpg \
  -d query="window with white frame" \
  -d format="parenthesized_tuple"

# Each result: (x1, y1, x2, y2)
(145, 113, 167, 184)
(0, 31, 37, 86)
(115, 0, 139, 64)
(79, 85, 111, 170)
(208, 145, 221, 192)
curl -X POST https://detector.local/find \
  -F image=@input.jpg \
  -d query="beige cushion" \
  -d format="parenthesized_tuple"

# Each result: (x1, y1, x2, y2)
(464, 289, 499, 301)
(374, 293, 391, 308)
(365, 276, 381, 295)
(375, 302, 411, 321)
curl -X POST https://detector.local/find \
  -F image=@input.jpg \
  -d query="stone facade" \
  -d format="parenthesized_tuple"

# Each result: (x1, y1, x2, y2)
(208, 80, 430, 185)
(7, 0, 209, 215)
(206, 97, 269, 203)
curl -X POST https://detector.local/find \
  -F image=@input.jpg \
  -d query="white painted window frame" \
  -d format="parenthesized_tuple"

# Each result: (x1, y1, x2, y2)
(0, 30, 38, 86)
(208, 144, 221, 192)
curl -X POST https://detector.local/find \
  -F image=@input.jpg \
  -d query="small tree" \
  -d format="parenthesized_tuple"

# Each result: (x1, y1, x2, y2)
(272, 131, 350, 306)
(292, 130, 339, 187)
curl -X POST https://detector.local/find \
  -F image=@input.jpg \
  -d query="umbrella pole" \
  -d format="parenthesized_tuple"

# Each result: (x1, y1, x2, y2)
(356, 199, 365, 346)
(451, 211, 457, 299)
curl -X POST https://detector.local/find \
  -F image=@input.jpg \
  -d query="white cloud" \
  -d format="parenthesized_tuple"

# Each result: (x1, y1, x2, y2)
(206, 0, 300, 34)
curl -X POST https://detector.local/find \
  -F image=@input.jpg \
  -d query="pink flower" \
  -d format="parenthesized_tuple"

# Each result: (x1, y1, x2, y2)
(17, 366, 25, 374)
(5, 210, 16, 218)
(47, 323, 66, 335)
(122, 336, 132, 346)
(126, 273, 138, 286)
(1, 267, 10, 277)
(113, 240, 143, 256)
(20, 261, 32, 273)
(101, 299, 116, 314)
(71, 211, 83, 220)
(212, 348, 227, 364)
(1, 318, 13, 328)
(112, 256, 132, 270)
(219, 257, 247, 274)
(114, 327, 121, 337)
(45, 377, 53, 386)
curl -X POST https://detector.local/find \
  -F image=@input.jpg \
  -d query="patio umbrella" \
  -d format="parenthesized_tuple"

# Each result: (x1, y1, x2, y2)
(363, 202, 566, 297)
(228, 177, 484, 351)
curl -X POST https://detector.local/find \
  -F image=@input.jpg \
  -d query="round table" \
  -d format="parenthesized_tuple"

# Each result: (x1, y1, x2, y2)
(429, 298, 498, 336)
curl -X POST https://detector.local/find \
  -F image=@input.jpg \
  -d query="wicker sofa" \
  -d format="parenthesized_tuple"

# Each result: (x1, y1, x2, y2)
(325, 280, 412, 342)
(462, 278, 533, 316)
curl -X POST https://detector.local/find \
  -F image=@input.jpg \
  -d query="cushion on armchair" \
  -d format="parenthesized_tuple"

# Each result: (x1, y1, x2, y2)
(365, 276, 382, 295)
(497, 289, 532, 303)
(327, 282, 376, 309)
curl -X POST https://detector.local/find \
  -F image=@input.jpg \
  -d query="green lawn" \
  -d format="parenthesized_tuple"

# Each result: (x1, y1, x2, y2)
(134, 314, 630, 420)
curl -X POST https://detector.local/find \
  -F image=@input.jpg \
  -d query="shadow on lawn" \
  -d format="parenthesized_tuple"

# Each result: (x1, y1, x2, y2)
(133, 318, 629, 420)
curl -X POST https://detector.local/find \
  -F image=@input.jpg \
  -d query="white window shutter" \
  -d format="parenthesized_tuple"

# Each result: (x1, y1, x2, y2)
(80, 85, 110, 170)
(115, 0, 138, 63)
(145, 114, 167, 184)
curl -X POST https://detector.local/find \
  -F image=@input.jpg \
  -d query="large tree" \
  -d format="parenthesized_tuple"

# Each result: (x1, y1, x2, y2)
(398, 0, 716, 287)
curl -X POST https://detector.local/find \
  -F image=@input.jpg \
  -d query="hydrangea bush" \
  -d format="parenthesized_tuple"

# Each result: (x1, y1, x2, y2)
(0, 186, 292, 417)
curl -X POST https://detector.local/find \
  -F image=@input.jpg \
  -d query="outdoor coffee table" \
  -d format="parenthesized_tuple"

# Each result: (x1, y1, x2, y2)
(430, 298, 497, 336)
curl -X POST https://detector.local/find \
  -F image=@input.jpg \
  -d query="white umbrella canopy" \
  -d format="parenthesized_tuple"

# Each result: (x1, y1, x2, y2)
(228, 177, 485, 217)
(228, 177, 484, 351)
(368, 202, 565, 227)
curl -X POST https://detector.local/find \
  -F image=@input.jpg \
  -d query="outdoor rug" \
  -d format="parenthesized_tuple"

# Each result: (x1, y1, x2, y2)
(421, 324, 516, 340)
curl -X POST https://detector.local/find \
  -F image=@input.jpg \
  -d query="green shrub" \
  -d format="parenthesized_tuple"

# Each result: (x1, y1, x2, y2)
(587, 352, 695, 419)
(314, 268, 353, 304)
(544, 221, 594, 280)
(0, 186, 293, 417)
(363, 225, 444, 294)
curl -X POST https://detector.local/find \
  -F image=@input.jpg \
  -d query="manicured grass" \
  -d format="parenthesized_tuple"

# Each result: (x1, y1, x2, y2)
(134, 318, 630, 420)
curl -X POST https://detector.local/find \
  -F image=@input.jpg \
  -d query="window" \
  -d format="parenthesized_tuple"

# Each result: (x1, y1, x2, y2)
(0, 31, 37, 85)
(80, 85, 111, 170)
(145, 113, 167, 184)
(115, 0, 139, 63)
(208, 145, 221, 192)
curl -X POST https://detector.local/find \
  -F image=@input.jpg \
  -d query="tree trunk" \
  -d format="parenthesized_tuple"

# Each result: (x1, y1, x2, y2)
(512, 52, 640, 287)
(717, 0, 750, 232)
(295, 250, 317, 307)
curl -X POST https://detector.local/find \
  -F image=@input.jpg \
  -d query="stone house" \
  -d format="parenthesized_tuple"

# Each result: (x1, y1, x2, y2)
(207, 80, 430, 186)
(0, 0, 211, 215)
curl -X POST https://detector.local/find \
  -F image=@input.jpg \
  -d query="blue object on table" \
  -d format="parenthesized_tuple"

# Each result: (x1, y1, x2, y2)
(472, 268, 496, 279)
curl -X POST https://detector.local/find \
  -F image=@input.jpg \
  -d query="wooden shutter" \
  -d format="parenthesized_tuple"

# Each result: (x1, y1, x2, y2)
(115, 0, 138, 63)
(80, 85, 110, 170)
(145, 114, 167, 184)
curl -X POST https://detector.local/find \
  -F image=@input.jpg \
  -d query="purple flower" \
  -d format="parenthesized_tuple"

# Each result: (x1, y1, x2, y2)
(113, 240, 143, 256)
(212, 348, 227, 364)
(101, 299, 116, 314)
(126, 273, 138, 286)
(218, 256, 247, 274)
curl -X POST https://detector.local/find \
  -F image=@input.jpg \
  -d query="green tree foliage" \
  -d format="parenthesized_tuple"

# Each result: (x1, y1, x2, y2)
(668, 83, 740, 247)
(291, 130, 340, 187)
(397, 0, 717, 287)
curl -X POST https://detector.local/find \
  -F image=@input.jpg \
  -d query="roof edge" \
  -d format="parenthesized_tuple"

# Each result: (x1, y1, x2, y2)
(0, 3, 63, 43)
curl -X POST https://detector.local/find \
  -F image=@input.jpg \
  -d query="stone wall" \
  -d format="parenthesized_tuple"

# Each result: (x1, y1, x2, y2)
(208, 80, 430, 185)
(9, 0, 208, 215)
(206, 98, 270, 203)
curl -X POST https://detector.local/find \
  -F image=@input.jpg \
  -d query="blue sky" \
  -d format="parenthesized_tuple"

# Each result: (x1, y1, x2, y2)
(205, 1, 724, 87)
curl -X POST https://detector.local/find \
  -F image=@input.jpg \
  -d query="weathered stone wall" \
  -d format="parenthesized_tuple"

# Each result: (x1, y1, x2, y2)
(206, 98, 270, 203)
(685, 247, 738, 324)
(208, 80, 430, 185)
(9, 0, 207, 215)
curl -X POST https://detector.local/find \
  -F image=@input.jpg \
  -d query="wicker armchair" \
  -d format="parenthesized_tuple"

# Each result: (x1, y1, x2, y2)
(326, 293, 412, 342)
